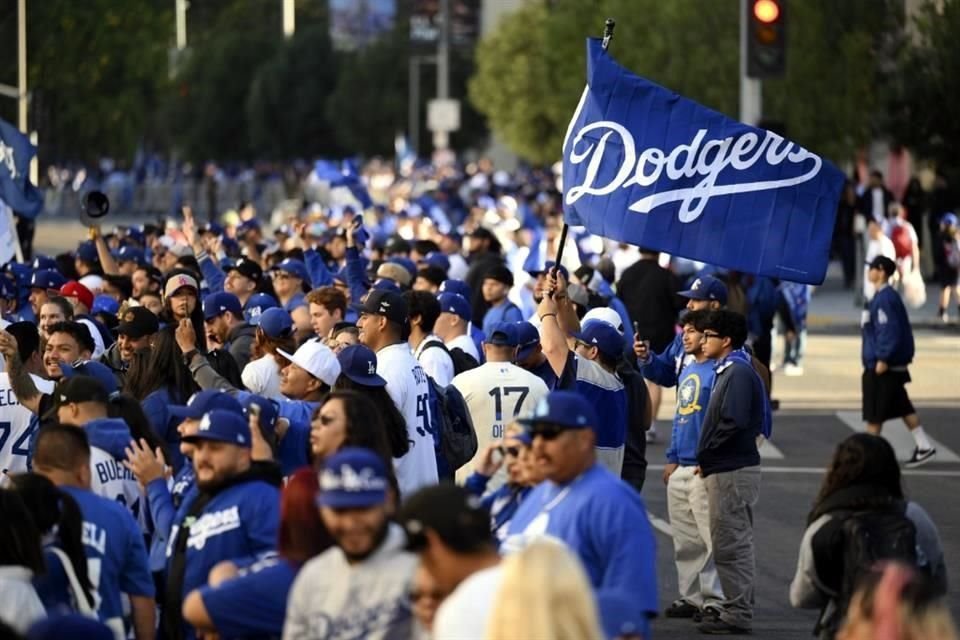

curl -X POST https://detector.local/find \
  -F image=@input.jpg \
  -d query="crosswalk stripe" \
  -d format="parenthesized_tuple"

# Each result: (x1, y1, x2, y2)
(835, 411, 960, 463)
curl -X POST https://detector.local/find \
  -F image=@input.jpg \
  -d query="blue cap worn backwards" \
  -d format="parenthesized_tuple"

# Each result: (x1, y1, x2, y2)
(316, 447, 389, 509)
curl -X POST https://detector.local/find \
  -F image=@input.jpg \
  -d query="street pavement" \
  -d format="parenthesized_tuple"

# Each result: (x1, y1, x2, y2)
(29, 219, 960, 638)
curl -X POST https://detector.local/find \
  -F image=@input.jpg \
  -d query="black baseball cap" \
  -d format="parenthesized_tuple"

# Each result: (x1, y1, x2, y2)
(397, 483, 493, 553)
(359, 290, 409, 325)
(117, 307, 160, 339)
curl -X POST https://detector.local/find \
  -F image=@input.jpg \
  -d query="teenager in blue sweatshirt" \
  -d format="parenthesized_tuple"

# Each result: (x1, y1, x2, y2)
(862, 255, 934, 467)
(661, 310, 725, 621)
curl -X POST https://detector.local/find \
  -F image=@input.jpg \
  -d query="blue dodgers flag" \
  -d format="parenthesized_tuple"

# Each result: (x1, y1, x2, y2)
(562, 39, 845, 285)
(0, 117, 43, 218)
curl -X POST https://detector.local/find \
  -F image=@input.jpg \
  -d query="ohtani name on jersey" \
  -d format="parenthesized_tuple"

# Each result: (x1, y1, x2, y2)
(187, 506, 242, 550)
(95, 459, 137, 485)
(0, 389, 21, 407)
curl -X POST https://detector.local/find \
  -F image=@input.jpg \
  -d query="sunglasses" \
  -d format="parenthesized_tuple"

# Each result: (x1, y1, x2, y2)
(528, 424, 566, 441)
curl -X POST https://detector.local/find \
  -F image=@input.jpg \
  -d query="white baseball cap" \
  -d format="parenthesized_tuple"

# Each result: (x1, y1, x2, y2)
(581, 307, 624, 335)
(277, 340, 342, 386)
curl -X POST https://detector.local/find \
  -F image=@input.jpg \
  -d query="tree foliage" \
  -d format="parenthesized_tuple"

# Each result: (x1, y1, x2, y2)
(470, 0, 898, 166)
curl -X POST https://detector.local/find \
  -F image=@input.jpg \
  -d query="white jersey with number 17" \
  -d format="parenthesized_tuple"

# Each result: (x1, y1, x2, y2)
(0, 373, 56, 475)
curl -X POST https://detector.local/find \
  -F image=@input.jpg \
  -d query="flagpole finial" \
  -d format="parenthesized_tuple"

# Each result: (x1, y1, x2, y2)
(602, 19, 616, 50)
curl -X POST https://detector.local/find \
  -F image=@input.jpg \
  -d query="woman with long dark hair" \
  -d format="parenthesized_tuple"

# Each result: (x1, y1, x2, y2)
(124, 327, 199, 470)
(789, 434, 947, 638)
(0, 489, 47, 633)
(332, 345, 411, 459)
(10, 473, 95, 615)
(182, 468, 330, 637)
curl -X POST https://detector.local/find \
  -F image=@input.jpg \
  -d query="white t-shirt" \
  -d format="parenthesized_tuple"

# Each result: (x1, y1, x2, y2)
(376, 343, 438, 497)
(283, 524, 417, 640)
(446, 333, 480, 362)
(414, 336, 455, 387)
(0, 373, 55, 475)
(432, 565, 504, 640)
(242, 355, 283, 400)
(451, 362, 549, 484)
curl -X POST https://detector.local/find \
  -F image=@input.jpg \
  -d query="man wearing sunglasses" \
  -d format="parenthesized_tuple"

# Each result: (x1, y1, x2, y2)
(695, 310, 764, 635)
(504, 391, 658, 635)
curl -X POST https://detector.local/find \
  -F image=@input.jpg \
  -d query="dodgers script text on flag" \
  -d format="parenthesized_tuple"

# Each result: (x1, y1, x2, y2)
(0, 117, 44, 219)
(562, 39, 845, 285)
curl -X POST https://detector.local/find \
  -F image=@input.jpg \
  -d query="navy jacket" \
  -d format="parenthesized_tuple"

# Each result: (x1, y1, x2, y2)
(862, 285, 914, 369)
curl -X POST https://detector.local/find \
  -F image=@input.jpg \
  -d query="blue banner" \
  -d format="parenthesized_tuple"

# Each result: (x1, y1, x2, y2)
(0, 118, 43, 218)
(562, 39, 845, 284)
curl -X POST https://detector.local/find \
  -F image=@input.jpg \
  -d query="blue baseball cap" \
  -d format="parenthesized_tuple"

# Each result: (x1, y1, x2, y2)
(244, 293, 279, 324)
(116, 246, 144, 265)
(30, 269, 66, 291)
(437, 292, 471, 321)
(244, 395, 279, 435)
(76, 241, 99, 263)
(31, 255, 57, 271)
(203, 292, 243, 321)
(91, 295, 120, 316)
(570, 320, 624, 359)
(253, 307, 294, 338)
(515, 321, 541, 361)
(272, 258, 310, 284)
(316, 447, 389, 509)
(518, 390, 598, 430)
(486, 322, 519, 347)
(336, 344, 386, 387)
(182, 409, 251, 448)
(678, 275, 728, 305)
(169, 389, 244, 420)
(438, 279, 471, 299)
(58, 360, 119, 395)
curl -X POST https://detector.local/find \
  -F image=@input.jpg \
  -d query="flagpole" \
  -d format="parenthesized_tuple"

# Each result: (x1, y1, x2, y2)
(553, 18, 615, 282)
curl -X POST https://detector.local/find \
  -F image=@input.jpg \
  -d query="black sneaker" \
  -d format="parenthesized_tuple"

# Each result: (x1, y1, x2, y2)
(697, 618, 751, 635)
(905, 447, 937, 469)
(665, 600, 700, 618)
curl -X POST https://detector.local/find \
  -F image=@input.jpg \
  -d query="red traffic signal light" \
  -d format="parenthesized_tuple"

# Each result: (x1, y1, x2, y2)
(753, 0, 781, 24)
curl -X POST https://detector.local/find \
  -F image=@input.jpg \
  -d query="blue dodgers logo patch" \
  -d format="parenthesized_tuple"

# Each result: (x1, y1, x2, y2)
(187, 506, 241, 550)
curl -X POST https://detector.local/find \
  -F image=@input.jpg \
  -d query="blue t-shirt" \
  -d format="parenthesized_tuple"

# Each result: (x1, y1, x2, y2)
(505, 464, 658, 616)
(168, 480, 280, 599)
(200, 557, 299, 638)
(61, 486, 155, 624)
(667, 358, 716, 466)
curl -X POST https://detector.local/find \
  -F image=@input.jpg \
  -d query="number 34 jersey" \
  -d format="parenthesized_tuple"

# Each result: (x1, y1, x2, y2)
(0, 373, 55, 476)
(451, 362, 549, 484)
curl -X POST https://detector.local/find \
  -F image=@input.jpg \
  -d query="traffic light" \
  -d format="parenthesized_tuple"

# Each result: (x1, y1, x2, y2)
(746, 0, 786, 78)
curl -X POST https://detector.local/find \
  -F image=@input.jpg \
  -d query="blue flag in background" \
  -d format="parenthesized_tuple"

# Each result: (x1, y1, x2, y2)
(313, 159, 373, 210)
(562, 39, 844, 285)
(0, 118, 43, 218)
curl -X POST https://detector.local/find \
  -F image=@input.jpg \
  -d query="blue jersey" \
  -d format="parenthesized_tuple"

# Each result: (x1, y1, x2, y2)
(505, 464, 657, 616)
(558, 352, 627, 474)
(168, 479, 280, 600)
(61, 486, 154, 625)
(667, 359, 716, 466)
(482, 300, 523, 337)
(199, 557, 299, 638)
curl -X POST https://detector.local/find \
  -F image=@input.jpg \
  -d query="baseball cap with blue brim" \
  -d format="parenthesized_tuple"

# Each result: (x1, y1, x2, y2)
(169, 389, 244, 420)
(58, 360, 119, 395)
(336, 344, 386, 387)
(518, 390, 598, 430)
(570, 320, 624, 359)
(181, 409, 251, 448)
(316, 447, 389, 509)
(678, 275, 728, 305)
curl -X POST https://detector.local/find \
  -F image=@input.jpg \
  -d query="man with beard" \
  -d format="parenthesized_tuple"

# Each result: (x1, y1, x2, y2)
(165, 409, 281, 640)
(284, 448, 417, 640)
(100, 307, 160, 375)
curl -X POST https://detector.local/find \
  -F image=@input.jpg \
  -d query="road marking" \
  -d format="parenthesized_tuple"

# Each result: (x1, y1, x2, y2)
(759, 437, 784, 459)
(647, 511, 674, 537)
(647, 464, 960, 477)
(836, 411, 960, 463)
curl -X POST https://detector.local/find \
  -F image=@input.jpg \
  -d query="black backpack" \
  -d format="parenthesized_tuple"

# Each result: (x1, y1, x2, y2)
(815, 504, 918, 637)
(422, 341, 480, 376)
